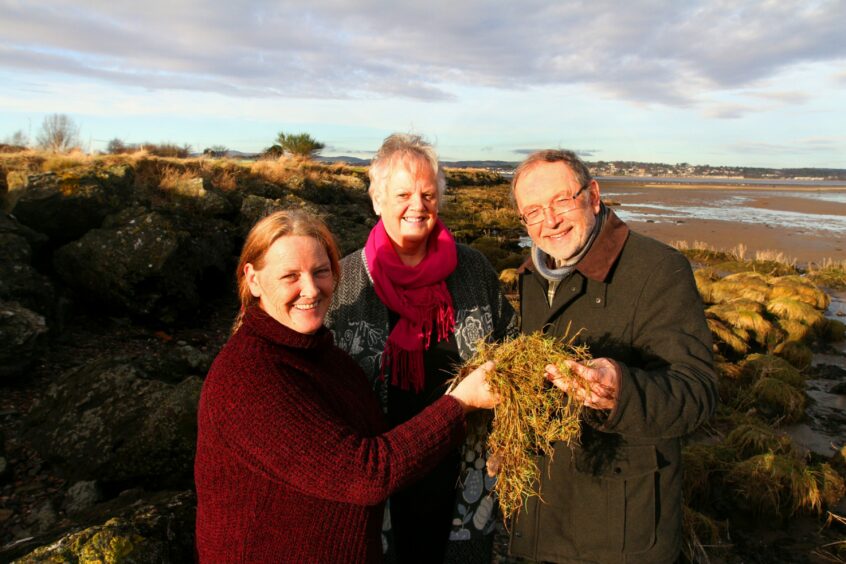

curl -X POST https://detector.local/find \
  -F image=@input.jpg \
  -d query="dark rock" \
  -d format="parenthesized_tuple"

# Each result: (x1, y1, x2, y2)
(806, 364, 846, 381)
(53, 209, 236, 323)
(157, 177, 233, 217)
(24, 357, 201, 485)
(0, 215, 56, 318)
(0, 212, 48, 253)
(0, 301, 48, 381)
(26, 500, 57, 535)
(238, 194, 287, 233)
(5, 165, 135, 244)
(6, 490, 195, 563)
(831, 382, 846, 395)
(63, 481, 103, 515)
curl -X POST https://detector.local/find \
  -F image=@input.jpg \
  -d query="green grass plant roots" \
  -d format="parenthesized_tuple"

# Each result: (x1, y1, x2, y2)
(459, 332, 592, 520)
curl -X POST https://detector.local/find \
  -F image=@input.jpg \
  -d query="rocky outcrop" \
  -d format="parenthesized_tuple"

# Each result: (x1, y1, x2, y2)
(0, 214, 55, 318)
(0, 301, 48, 381)
(6, 490, 195, 563)
(24, 356, 201, 486)
(4, 165, 135, 244)
(53, 208, 236, 323)
(156, 177, 233, 217)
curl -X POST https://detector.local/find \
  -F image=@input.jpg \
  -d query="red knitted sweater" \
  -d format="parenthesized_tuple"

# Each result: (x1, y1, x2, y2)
(195, 307, 467, 563)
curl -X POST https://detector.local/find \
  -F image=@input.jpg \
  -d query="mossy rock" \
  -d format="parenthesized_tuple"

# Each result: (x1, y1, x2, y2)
(743, 377, 806, 424)
(820, 318, 846, 342)
(724, 423, 794, 459)
(726, 453, 818, 517)
(740, 354, 804, 388)
(773, 340, 813, 371)
(11, 490, 195, 563)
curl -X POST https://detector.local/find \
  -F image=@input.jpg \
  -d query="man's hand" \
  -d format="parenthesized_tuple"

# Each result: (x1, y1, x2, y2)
(545, 358, 621, 410)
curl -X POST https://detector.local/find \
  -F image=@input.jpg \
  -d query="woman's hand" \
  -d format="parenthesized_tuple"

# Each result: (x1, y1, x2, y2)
(447, 361, 499, 413)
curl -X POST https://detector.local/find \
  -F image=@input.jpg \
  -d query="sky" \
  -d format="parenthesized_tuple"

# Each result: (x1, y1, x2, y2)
(1, 0, 845, 168)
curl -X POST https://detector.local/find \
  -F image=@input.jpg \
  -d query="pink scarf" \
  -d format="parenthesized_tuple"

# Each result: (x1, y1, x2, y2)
(364, 219, 458, 392)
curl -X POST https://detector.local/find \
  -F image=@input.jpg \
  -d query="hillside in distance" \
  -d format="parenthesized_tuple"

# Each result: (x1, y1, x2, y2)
(315, 155, 846, 181)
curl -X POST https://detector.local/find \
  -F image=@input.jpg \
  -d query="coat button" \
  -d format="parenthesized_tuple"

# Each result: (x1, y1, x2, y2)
(613, 467, 622, 474)
(515, 531, 523, 537)
(595, 297, 602, 304)
(571, 286, 577, 292)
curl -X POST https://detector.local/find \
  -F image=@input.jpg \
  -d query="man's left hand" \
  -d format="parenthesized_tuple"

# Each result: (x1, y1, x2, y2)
(545, 358, 622, 411)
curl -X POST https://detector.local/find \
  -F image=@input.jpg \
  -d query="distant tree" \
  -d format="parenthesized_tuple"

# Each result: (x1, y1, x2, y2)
(107, 138, 130, 154)
(261, 144, 285, 159)
(4, 130, 29, 148)
(203, 145, 229, 158)
(141, 142, 191, 158)
(36, 113, 80, 152)
(275, 131, 325, 159)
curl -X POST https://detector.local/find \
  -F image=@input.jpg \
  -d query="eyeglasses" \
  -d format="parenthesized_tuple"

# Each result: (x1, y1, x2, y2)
(519, 183, 589, 226)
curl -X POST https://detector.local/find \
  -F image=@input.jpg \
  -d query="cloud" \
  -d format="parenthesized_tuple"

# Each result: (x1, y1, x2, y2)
(1, 0, 844, 107)
(703, 103, 758, 119)
(729, 137, 842, 155)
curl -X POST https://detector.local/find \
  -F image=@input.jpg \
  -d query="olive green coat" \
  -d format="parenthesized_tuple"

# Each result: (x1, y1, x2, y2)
(510, 211, 718, 564)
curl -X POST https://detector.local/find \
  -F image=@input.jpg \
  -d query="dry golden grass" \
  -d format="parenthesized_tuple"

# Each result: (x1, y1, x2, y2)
(498, 268, 519, 291)
(457, 332, 592, 520)
(776, 318, 813, 343)
(158, 165, 201, 190)
(706, 301, 777, 347)
(40, 150, 94, 172)
(707, 317, 749, 356)
(766, 297, 825, 327)
(769, 275, 830, 309)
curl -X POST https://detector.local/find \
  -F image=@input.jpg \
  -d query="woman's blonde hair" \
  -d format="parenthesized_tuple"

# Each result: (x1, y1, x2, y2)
(368, 133, 447, 207)
(232, 209, 341, 333)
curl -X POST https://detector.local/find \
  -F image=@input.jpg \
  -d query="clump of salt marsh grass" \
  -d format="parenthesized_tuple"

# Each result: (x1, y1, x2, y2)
(458, 332, 592, 520)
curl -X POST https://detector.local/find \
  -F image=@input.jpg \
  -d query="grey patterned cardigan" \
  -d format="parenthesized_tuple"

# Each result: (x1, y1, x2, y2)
(325, 243, 517, 562)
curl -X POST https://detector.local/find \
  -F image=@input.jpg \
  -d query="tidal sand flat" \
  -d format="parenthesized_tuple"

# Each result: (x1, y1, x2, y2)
(599, 178, 846, 264)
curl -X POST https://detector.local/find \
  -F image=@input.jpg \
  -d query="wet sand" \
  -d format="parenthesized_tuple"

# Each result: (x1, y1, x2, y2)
(599, 180, 846, 265)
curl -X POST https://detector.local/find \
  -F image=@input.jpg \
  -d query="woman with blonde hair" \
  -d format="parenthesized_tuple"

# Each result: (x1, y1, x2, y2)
(195, 209, 497, 563)
(327, 134, 517, 563)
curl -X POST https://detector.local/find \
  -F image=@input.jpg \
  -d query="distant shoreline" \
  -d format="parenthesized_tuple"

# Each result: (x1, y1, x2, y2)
(598, 176, 846, 191)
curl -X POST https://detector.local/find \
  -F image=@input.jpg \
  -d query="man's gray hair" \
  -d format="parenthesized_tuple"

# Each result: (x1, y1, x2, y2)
(368, 133, 447, 204)
(511, 149, 593, 203)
